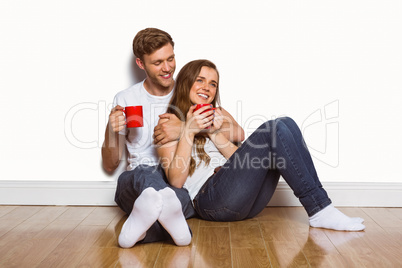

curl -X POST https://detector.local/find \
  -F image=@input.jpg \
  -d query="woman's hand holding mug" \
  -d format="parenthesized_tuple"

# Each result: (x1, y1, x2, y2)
(186, 104, 215, 136)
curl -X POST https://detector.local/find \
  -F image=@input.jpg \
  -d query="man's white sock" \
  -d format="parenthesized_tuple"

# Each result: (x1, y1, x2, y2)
(309, 204, 366, 231)
(158, 188, 192, 246)
(118, 187, 162, 248)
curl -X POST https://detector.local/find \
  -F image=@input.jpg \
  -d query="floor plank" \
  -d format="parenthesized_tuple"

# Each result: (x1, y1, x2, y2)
(57, 206, 95, 221)
(0, 206, 43, 222)
(38, 225, 108, 268)
(154, 246, 193, 268)
(266, 241, 309, 267)
(115, 242, 163, 268)
(80, 206, 121, 226)
(0, 206, 402, 267)
(194, 226, 231, 268)
(2, 238, 63, 268)
(230, 219, 265, 248)
(0, 206, 17, 218)
(92, 209, 126, 248)
(232, 248, 270, 268)
(77, 247, 120, 268)
(361, 207, 402, 228)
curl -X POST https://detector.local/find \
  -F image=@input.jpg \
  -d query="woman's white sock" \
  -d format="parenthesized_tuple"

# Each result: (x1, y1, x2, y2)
(309, 204, 366, 231)
(118, 187, 163, 248)
(158, 188, 192, 246)
(352, 217, 365, 223)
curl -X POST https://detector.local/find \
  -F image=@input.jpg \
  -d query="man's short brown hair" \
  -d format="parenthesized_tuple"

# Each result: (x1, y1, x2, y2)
(133, 28, 174, 60)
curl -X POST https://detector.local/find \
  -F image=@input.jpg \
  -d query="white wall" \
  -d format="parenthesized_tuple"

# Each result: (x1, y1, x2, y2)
(1, 0, 401, 184)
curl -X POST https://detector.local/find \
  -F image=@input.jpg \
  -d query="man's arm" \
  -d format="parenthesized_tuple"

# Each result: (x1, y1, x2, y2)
(101, 105, 126, 174)
(153, 113, 184, 145)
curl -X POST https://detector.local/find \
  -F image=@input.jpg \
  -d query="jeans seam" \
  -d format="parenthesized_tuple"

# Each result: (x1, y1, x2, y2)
(308, 200, 332, 217)
(277, 128, 303, 177)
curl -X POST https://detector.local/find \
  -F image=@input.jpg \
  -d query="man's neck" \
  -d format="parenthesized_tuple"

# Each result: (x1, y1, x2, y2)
(143, 79, 174, 96)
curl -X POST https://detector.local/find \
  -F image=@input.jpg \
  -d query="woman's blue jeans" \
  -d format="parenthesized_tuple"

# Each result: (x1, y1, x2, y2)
(193, 117, 331, 221)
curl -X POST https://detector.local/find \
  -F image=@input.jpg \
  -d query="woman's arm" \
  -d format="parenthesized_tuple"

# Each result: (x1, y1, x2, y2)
(157, 130, 194, 188)
(219, 107, 245, 143)
(157, 105, 214, 188)
(208, 108, 238, 159)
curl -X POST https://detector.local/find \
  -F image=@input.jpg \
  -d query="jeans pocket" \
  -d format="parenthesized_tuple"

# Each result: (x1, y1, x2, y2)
(202, 207, 242, 222)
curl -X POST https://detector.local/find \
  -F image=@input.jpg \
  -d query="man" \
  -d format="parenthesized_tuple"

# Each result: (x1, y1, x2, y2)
(102, 28, 244, 247)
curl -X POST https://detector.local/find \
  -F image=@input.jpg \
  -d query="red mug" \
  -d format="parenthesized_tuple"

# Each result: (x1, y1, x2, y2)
(194, 104, 215, 129)
(123, 106, 143, 128)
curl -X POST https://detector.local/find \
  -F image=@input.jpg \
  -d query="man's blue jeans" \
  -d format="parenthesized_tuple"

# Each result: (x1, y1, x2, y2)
(193, 117, 331, 221)
(115, 165, 196, 243)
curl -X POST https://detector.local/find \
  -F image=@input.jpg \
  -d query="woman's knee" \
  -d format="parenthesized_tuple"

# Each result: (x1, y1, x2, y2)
(275, 116, 296, 127)
(271, 116, 298, 134)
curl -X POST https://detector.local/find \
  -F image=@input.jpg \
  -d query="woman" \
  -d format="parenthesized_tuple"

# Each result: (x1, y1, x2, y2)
(158, 59, 365, 231)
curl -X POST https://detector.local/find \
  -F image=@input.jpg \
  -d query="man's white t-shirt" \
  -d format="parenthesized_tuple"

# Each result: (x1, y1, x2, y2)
(113, 80, 173, 171)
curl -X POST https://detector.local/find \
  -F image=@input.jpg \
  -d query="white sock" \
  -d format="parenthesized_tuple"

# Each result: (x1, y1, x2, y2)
(352, 217, 365, 223)
(309, 204, 366, 231)
(118, 187, 162, 248)
(158, 188, 192, 246)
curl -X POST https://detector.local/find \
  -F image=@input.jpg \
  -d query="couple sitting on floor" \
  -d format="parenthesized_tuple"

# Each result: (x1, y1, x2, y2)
(101, 28, 365, 249)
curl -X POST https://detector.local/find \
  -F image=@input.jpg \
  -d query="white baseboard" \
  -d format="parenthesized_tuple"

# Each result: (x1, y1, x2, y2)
(269, 181, 402, 207)
(0, 181, 117, 206)
(0, 180, 401, 207)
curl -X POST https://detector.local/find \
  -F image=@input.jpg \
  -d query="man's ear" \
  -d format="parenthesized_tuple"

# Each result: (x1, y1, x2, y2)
(136, 58, 145, 70)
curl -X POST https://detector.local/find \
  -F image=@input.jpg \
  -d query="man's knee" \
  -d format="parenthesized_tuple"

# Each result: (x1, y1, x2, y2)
(132, 165, 168, 190)
(116, 170, 134, 189)
(116, 165, 160, 190)
(134, 164, 160, 175)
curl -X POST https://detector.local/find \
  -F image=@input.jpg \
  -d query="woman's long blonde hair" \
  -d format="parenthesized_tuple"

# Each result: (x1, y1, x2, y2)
(167, 59, 221, 176)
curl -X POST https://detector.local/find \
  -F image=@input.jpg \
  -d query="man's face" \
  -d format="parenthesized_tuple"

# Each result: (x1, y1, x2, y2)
(137, 43, 176, 90)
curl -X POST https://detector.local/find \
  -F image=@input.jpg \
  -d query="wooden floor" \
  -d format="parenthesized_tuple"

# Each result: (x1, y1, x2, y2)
(0, 206, 401, 268)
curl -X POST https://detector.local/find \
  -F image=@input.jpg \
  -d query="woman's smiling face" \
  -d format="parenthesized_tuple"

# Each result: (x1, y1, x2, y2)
(189, 66, 219, 105)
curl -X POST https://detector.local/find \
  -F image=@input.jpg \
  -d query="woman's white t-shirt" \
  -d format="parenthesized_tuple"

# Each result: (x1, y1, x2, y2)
(184, 139, 228, 201)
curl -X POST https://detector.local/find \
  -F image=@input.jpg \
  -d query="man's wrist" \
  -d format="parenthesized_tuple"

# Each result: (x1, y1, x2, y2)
(208, 128, 221, 139)
(173, 122, 185, 141)
(182, 128, 196, 141)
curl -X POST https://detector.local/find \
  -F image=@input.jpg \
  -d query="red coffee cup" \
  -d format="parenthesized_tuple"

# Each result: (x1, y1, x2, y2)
(194, 104, 215, 129)
(195, 104, 213, 112)
(123, 106, 143, 128)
